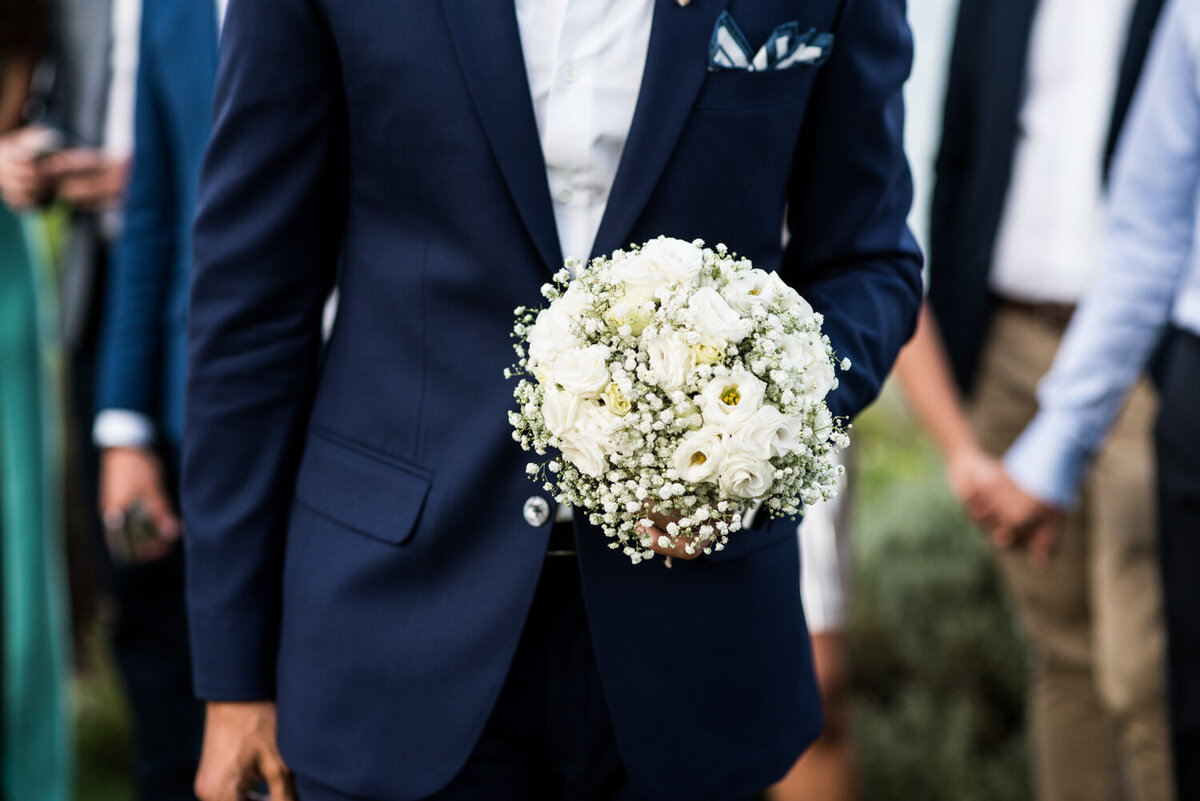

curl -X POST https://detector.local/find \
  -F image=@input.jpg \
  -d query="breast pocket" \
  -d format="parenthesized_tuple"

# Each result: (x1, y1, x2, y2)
(693, 64, 821, 112)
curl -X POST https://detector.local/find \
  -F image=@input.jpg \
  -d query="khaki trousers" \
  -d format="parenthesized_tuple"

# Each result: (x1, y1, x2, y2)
(971, 306, 1173, 801)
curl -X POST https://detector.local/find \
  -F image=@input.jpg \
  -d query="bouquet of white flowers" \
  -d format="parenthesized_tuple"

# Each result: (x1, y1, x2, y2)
(507, 237, 849, 564)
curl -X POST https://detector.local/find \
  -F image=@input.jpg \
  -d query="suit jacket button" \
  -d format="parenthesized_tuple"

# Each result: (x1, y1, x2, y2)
(523, 496, 550, 527)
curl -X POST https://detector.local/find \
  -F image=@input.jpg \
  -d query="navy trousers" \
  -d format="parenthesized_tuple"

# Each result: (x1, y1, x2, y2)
(1155, 328, 1200, 800)
(294, 555, 756, 801)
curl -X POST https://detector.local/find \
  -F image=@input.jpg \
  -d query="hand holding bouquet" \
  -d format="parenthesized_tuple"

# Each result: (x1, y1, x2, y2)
(508, 237, 848, 564)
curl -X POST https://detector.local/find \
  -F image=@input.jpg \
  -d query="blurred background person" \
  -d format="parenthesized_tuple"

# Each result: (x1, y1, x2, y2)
(769, 459, 857, 801)
(0, 0, 73, 797)
(995, 0, 1200, 794)
(0, 0, 207, 798)
(90, 0, 226, 792)
(893, 0, 1172, 799)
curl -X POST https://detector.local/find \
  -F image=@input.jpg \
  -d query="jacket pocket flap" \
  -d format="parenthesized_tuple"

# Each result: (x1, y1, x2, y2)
(294, 430, 433, 545)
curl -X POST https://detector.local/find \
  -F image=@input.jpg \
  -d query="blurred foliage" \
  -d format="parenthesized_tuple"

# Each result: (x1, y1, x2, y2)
(73, 625, 134, 801)
(848, 387, 1031, 801)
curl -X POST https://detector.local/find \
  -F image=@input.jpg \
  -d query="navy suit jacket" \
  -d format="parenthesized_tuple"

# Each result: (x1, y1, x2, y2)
(927, 0, 1166, 394)
(184, 1, 922, 800)
(95, 0, 218, 450)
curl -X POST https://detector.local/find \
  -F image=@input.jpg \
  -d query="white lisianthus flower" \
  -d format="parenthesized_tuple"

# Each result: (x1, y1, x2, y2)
(527, 283, 591, 371)
(688, 287, 752, 345)
(559, 401, 617, 478)
(672, 427, 725, 483)
(721, 270, 772, 315)
(552, 344, 612, 398)
(699, 369, 766, 426)
(644, 332, 695, 392)
(716, 443, 775, 498)
(738, 405, 804, 459)
(778, 332, 818, 371)
(541, 384, 583, 439)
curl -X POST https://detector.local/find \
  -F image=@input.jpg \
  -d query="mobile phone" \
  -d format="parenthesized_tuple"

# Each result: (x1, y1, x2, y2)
(112, 501, 157, 563)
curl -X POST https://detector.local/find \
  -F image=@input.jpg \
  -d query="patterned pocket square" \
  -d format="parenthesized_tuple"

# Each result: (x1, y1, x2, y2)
(708, 11, 834, 72)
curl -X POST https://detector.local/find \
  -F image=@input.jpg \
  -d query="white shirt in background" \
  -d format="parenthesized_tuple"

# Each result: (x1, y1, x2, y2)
(515, 0, 654, 266)
(988, 0, 1137, 304)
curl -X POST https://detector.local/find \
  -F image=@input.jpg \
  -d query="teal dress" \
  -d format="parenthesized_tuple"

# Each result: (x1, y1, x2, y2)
(0, 207, 72, 800)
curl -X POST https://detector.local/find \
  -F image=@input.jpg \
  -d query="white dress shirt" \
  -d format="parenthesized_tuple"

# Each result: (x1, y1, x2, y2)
(515, 0, 654, 266)
(1007, 0, 1200, 506)
(98, 1, 651, 452)
(988, 0, 1137, 304)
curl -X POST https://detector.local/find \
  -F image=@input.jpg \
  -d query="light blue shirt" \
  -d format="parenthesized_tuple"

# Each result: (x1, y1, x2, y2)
(1006, 0, 1200, 508)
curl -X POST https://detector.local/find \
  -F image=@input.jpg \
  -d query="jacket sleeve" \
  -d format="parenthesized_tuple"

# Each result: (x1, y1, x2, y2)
(182, 0, 345, 700)
(780, 0, 925, 422)
(94, 9, 173, 424)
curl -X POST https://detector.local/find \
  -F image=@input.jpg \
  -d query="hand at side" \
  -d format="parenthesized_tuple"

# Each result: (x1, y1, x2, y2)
(195, 701, 295, 801)
(99, 447, 180, 563)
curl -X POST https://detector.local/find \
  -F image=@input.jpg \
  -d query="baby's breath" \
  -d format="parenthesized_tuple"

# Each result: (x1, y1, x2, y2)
(507, 237, 849, 564)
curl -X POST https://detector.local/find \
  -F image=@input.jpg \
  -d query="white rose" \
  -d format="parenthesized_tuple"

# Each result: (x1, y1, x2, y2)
(763, 271, 812, 316)
(636, 237, 704, 286)
(716, 444, 776, 499)
(541, 384, 583, 439)
(559, 400, 617, 478)
(699, 369, 766, 427)
(552, 344, 612, 398)
(738, 405, 804, 459)
(672, 427, 725, 484)
(687, 287, 752, 345)
(721, 271, 772, 315)
(608, 255, 669, 300)
(644, 332, 695, 392)
(800, 355, 837, 402)
(527, 284, 591, 371)
(813, 405, 833, 437)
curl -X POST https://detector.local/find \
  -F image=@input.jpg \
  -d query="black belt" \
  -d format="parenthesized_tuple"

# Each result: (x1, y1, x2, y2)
(547, 521, 576, 557)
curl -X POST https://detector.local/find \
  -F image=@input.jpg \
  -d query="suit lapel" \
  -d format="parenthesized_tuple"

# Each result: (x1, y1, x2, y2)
(591, 0, 731, 260)
(439, 0, 563, 273)
(1104, 0, 1168, 178)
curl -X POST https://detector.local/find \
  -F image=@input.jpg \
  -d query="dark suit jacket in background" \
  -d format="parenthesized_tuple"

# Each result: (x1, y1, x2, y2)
(928, 0, 1166, 394)
(94, 0, 218, 450)
(184, 2, 923, 800)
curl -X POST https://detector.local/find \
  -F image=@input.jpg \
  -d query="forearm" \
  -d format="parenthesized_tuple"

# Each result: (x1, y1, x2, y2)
(893, 303, 981, 460)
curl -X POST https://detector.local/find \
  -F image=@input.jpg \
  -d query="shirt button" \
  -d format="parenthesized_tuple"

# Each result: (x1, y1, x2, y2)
(523, 496, 550, 527)
(563, 62, 581, 83)
(556, 187, 574, 205)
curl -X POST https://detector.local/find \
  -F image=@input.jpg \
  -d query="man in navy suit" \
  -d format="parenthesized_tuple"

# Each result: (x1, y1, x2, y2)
(93, 0, 224, 796)
(184, 2, 922, 800)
